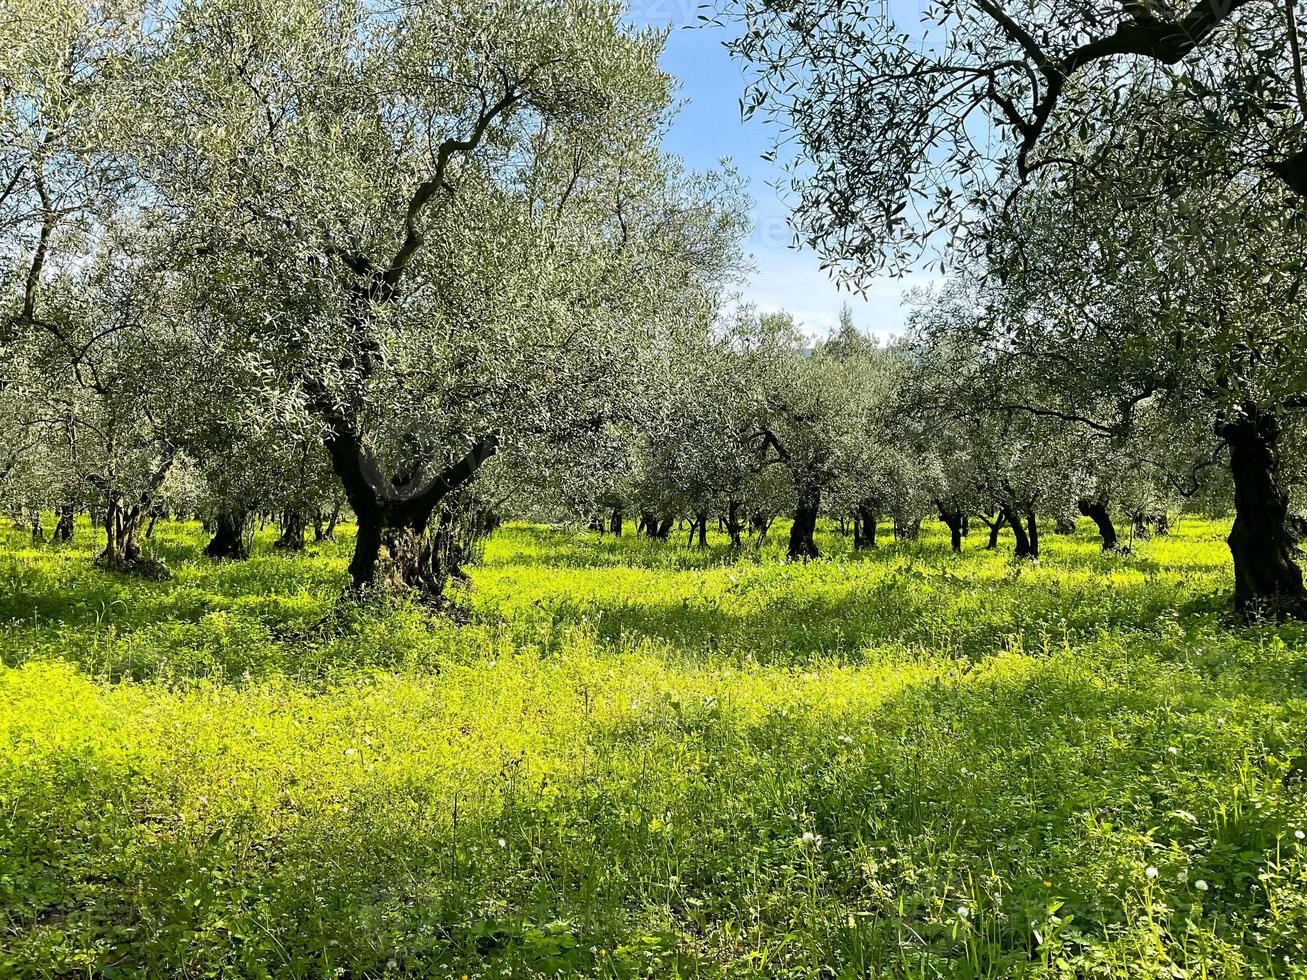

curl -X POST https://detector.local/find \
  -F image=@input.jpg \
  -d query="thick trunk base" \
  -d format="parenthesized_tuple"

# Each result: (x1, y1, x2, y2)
(205, 512, 250, 561)
(853, 505, 878, 550)
(1001, 504, 1035, 559)
(1077, 498, 1120, 551)
(938, 507, 964, 553)
(97, 506, 168, 580)
(788, 487, 820, 560)
(1222, 410, 1307, 620)
(54, 506, 75, 543)
(275, 510, 307, 551)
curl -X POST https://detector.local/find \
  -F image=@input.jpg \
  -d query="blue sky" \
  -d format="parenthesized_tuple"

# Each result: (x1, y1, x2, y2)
(631, 3, 938, 339)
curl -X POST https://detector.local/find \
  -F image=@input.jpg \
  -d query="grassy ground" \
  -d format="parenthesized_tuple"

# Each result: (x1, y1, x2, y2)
(1, 517, 1306, 978)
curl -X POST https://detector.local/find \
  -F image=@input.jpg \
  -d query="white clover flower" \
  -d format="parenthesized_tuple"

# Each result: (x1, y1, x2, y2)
(344, 747, 357, 757)
(498, 838, 507, 849)
(1166, 747, 1179, 756)
(957, 904, 971, 919)
(1295, 830, 1305, 840)
(800, 831, 823, 847)
(1195, 879, 1209, 892)
(1146, 866, 1159, 879)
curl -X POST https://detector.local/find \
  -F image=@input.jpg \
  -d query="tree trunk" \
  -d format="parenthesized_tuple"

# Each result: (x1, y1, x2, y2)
(90, 453, 174, 578)
(205, 511, 250, 561)
(1054, 514, 1078, 535)
(325, 429, 499, 595)
(54, 504, 75, 543)
(313, 509, 327, 542)
(893, 516, 921, 541)
(788, 482, 820, 560)
(1025, 508, 1039, 559)
(1001, 503, 1033, 558)
(349, 508, 384, 588)
(275, 509, 307, 551)
(1220, 409, 1307, 619)
(655, 516, 673, 540)
(324, 502, 341, 541)
(1131, 512, 1151, 540)
(725, 499, 744, 548)
(853, 504, 878, 550)
(983, 511, 1006, 550)
(936, 503, 964, 553)
(29, 510, 45, 544)
(380, 522, 447, 594)
(1077, 498, 1119, 551)
(695, 509, 708, 547)
(610, 508, 623, 537)
(98, 498, 149, 570)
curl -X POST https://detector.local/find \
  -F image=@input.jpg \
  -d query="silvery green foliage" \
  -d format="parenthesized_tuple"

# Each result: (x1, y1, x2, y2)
(2, 1, 748, 545)
(116, 0, 746, 486)
(716, 0, 1306, 278)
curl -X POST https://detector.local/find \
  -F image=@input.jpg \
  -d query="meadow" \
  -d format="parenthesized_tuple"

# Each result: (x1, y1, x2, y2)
(2, 517, 1306, 978)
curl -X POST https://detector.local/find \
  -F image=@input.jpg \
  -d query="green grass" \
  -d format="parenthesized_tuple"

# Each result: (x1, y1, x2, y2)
(2, 517, 1306, 978)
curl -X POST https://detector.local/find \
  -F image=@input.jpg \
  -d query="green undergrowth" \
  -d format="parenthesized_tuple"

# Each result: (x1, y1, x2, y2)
(1, 517, 1306, 977)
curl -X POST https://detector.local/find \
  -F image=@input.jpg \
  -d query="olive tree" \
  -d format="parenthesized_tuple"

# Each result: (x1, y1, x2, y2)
(109, 0, 744, 595)
(719, 0, 1307, 615)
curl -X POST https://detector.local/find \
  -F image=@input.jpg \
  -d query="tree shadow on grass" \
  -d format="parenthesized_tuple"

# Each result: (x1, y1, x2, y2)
(10, 640, 1293, 978)
(493, 565, 1225, 666)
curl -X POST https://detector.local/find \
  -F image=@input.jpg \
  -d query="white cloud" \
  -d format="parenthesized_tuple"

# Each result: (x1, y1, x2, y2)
(740, 240, 941, 340)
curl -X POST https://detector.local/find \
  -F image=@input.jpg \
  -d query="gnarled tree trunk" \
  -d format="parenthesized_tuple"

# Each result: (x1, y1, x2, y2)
(725, 499, 744, 548)
(54, 504, 75, 543)
(1000, 503, 1034, 558)
(1220, 408, 1307, 619)
(313, 502, 341, 542)
(1077, 497, 1119, 551)
(981, 510, 1006, 550)
(275, 509, 307, 551)
(205, 511, 250, 561)
(89, 452, 175, 578)
(324, 424, 500, 596)
(936, 502, 965, 553)
(99, 498, 149, 571)
(788, 481, 820, 560)
(853, 503, 878, 550)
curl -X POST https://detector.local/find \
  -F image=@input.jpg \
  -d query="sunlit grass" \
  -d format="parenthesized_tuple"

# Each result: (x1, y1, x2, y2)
(1, 517, 1305, 977)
